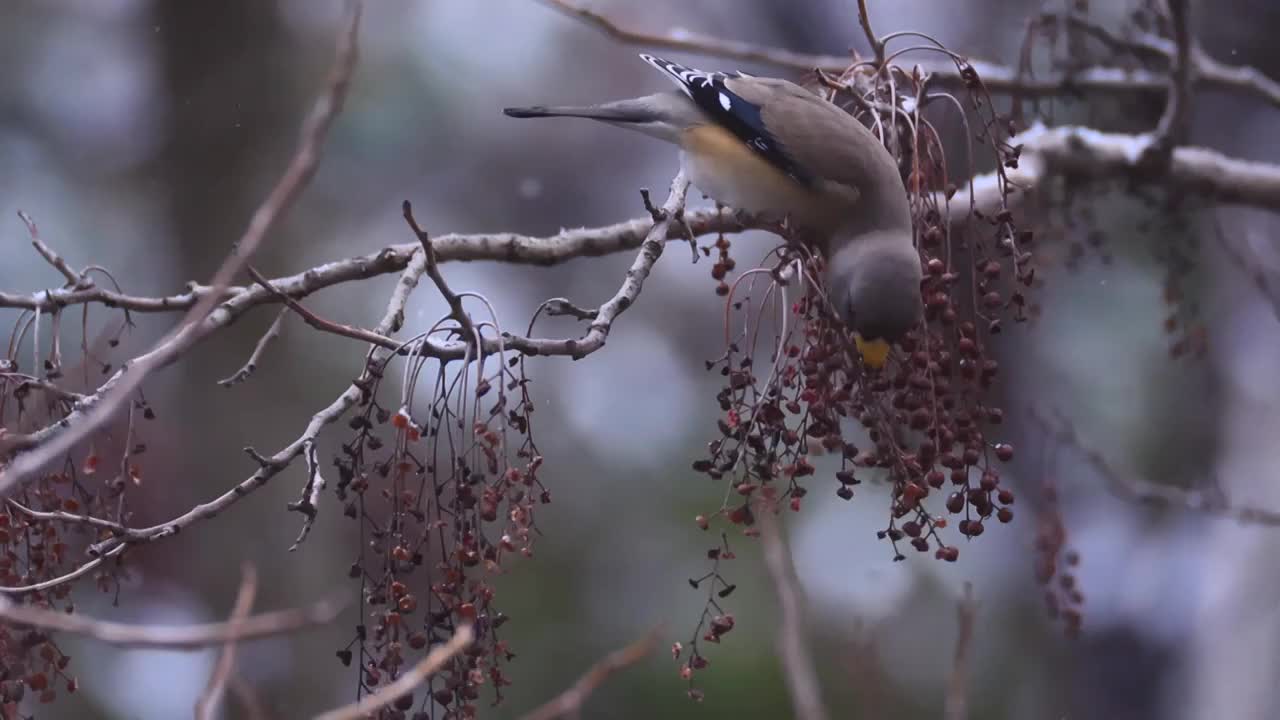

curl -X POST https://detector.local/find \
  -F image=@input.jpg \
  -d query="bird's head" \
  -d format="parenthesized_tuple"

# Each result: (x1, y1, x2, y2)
(826, 230, 923, 369)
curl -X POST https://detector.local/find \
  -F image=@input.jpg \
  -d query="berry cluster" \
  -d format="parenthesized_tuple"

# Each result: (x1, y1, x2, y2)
(332, 347, 542, 719)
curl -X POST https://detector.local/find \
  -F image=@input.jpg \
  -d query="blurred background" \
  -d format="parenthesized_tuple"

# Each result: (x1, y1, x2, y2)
(2, 0, 1280, 718)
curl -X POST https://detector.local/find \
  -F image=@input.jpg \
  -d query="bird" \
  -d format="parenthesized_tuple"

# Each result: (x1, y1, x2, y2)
(503, 53, 922, 369)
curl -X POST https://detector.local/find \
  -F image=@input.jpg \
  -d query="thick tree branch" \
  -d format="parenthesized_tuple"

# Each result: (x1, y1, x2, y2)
(949, 122, 1280, 222)
(0, 210, 757, 315)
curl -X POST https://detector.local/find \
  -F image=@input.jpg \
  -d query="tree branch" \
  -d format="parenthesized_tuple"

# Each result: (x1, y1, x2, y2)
(0, 587, 342, 649)
(758, 510, 828, 720)
(518, 627, 661, 720)
(944, 584, 977, 720)
(312, 624, 473, 720)
(1143, 0, 1193, 165)
(0, 210, 757, 315)
(217, 307, 287, 387)
(18, 211, 83, 287)
(948, 122, 1280, 222)
(534, 0, 1280, 109)
(1033, 408, 1280, 526)
(85, 251, 429, 560)
(194, 564, 258, 720)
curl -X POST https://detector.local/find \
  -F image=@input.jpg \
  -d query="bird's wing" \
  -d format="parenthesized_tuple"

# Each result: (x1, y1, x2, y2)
(639, 54, 815, 187)
(722, 75, 902, 205)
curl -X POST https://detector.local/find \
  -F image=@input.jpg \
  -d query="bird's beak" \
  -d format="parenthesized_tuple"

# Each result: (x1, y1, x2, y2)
(854, 334, 891, 369)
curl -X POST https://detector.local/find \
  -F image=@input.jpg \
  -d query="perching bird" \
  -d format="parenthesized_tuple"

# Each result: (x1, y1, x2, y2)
(504, 54, 922, 368)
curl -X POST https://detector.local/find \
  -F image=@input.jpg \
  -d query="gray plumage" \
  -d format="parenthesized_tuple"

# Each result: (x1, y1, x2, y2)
(504, 54, 922, 347)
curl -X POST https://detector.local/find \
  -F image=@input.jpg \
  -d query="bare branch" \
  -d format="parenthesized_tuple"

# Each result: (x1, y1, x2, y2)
(218, 307, 287, 387)
(246, 265, 399, 351)
(1034, 408, 1280, 526)
(758, 510, 829, 720)
(6, 498, 131, 536)
(312, 624, 474, 720)
(562, 170, 692, 359)
(195, 564, 259, 720)
(518, 627, 661, 720)
(404, 202, 480, 346)
(0, 210, 758, 316)
(0, 544, 125, 595)
(0, 589, 343, 649)
(86, 251, 429, 559)
(535, 0, 853, 73)
(944, 583, 977, 720)
(0, 0, 362, 494)
(287, 438, 326, 551)
(0, 374, 86, 404)
(1143, 0, 1193, 165)
(18, 211, 81, 287)
(855, 0, 885, 66)
(535, 0, 1280, 108)
(1052, 10, 1280, 110)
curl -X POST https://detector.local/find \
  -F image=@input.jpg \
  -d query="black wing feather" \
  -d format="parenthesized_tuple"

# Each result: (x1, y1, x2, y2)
(639, 54, 813, 187)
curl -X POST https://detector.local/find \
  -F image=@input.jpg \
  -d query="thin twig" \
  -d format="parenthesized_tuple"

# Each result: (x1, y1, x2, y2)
(758, 510, 829, 720)
(18, 211, 81, 286)
(944, 583, 977, 720)
(218, 307, 287, 387)
(855, 0, 885, 66)
(6, 498, 132, 537)
(312, 624, 474, 720)
(0, 590, 344, 648)
(518, 627, 662, 720)
(286, 438, 326, 551)
(246, 265, 398, 350)
(0, 544, 125, 595)
(403, 202, 480, 346)
(1143, 0, 1193, 165)
(195, 564, 259, 720)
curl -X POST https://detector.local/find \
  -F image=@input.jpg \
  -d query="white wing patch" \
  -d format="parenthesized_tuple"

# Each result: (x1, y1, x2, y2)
(718, 92, 732, 111)
(639, 53, 726, 97)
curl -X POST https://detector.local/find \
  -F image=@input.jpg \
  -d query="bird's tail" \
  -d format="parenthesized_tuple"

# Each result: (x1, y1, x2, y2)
(503, 102, 654, 123)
